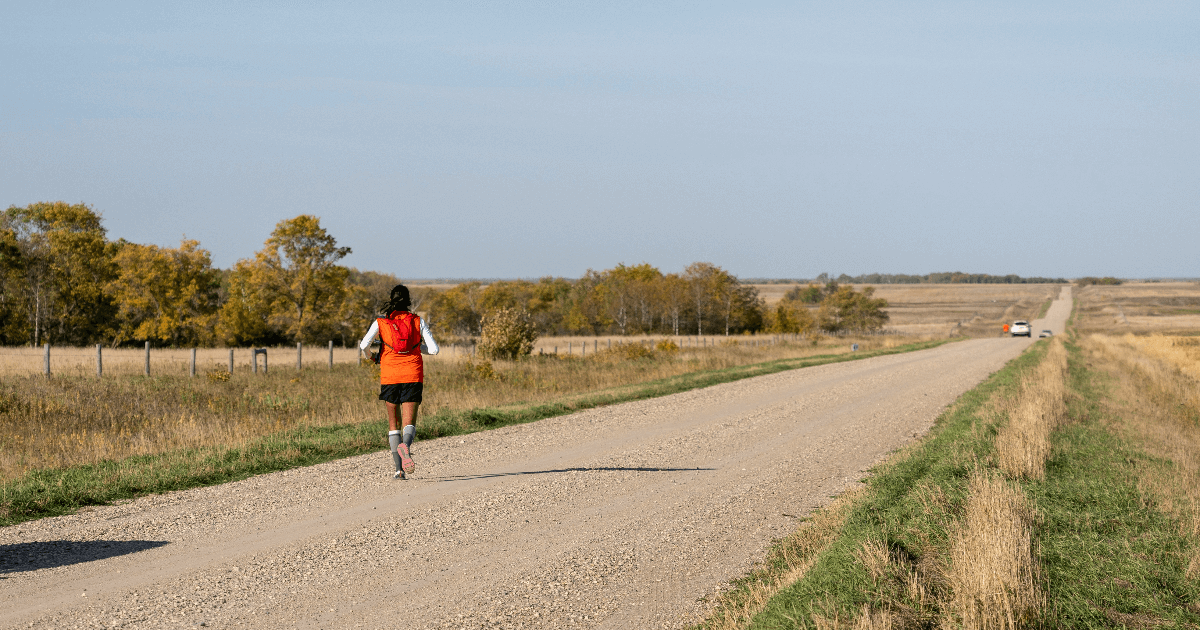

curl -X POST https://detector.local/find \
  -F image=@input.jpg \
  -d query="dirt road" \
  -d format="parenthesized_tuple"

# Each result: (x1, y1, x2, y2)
(1, 289, 1072, 629)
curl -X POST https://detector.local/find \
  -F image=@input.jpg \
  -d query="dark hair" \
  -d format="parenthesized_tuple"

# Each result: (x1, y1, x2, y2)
(384, 284, 411, 315)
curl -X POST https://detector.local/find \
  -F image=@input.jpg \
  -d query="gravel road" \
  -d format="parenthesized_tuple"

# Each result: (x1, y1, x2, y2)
(1, 290, 1072, 630)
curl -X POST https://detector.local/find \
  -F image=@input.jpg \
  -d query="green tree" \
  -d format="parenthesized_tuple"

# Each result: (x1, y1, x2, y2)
(478, 307, 538, 360)
(0, 227, 28, 344)
(346, 268, 402, 314)
(660, 273, 689, 336)
(528, 277, 573, 333)
(684, 262, 723, 335)
(216, 215, 351, 344)
(718, 279, 763, 335)
(562, 270, 611, 335)
(108, 239, 221, 346)
(216, 259, 278, 346)
(783, 283, 824, 304)
(817, 285, 890, 334)
(1, 202, 118, 345)
(425, 281, 484, 339)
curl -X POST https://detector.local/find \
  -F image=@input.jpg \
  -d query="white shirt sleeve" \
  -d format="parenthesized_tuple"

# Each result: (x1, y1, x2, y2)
(419, 318, 439, 355)
(358, 320, 379, 351)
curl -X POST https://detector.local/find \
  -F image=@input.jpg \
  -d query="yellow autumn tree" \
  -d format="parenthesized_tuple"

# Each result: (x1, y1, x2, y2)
(0, 202, 118, 346)
(764, 299, 816, 334)
(217, 215, 352, 345)
(108, 239, 221, 346)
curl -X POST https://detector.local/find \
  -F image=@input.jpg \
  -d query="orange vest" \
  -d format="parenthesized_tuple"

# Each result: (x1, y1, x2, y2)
(377, 311, 424, 384)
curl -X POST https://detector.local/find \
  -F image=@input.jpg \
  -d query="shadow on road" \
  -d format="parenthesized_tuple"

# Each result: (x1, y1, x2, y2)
(0, 539, 170, 575)
(428, 466, 714, 482)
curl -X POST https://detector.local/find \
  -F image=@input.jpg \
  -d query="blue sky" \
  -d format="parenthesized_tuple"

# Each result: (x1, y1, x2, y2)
(3, 2, 1197, 279)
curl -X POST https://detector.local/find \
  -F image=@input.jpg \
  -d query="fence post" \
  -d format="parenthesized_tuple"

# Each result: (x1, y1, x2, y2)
(96, 344, 102, 378)
(44, 343, 50, 377)
(297, 342, 302, 371)
(568, 341, 572, 355)
(328, 340, 334, 370)
(229, 348, 234, 373)
(252, 348, 268, 374)
(594, 340, 598, 353)
(144, 341, 150, 376)
(190, 348, 197, 377)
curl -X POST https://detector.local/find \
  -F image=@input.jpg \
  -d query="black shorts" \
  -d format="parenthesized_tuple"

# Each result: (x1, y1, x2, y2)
(379, 382, 423, 404)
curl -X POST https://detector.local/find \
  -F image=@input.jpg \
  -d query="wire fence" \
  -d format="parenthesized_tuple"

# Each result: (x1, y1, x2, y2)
(1, 334, 803, 378)
(0, 343, 363, 378)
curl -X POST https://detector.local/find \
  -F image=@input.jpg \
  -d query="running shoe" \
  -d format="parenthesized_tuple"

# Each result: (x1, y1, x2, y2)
(398, 443, 416, 474)
(393, 469, 405, 480)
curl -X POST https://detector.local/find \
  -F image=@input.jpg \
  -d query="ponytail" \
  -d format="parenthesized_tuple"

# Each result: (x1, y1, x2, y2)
(383, 284, 411, 316)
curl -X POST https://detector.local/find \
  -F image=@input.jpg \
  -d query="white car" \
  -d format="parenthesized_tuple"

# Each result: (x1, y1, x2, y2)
(1010, 321, 1031, 337)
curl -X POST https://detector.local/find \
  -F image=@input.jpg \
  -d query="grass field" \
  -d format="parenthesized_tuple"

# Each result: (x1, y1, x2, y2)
(0, 335, 855, 378)
(0, 333, 945, 525)
(1075, 281, 1200, 335)
(694, 321, 1200, 627)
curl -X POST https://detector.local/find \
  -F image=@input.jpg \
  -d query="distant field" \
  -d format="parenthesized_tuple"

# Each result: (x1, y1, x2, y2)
(752, 283, 1063, 338)
(1074, 281, 1200, 334)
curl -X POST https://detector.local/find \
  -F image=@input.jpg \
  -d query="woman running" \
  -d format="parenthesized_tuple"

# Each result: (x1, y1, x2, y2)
(359, 284, 439, 479)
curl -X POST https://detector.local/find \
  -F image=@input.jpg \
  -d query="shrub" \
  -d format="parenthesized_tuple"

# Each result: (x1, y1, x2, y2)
(654, 339, 679, 352)
(1075, 276, 1123, 286)
(478, 308, 538, 360)
(461, 359, 499, 381)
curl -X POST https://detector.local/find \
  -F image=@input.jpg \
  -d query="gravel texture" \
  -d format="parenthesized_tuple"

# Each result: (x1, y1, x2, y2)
(0, 291, 1071, 629)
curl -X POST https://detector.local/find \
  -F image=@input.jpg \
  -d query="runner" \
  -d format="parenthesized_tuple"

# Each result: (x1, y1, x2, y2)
(359, 284, 439, 479)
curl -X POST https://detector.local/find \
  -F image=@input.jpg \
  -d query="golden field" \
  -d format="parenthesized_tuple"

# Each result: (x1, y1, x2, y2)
(752, 283, 1062, 338)
(1074, 281, 1200, 334)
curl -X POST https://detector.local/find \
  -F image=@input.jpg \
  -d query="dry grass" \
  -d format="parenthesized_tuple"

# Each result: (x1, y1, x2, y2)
(0, 367, 377, 480)
(994, 338, 1069, 480)
(700, 486, 866, 630)
(411, 334, 931, 414)
(945, 469, 1042, 630)
(1075, 282, 1200, 335)
(528, 334, 799, 357)
(0, 346, 363, 378)
(1084, 333, 1200, 576)
(0, 335, 935, 481)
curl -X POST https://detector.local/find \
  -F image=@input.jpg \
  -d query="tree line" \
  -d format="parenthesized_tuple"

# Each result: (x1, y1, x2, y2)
(0, 202, 888, 348)
(813, 271, 1069, 285)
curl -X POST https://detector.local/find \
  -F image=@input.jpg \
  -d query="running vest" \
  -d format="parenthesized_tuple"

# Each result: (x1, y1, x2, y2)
(377, 311, 424, 384)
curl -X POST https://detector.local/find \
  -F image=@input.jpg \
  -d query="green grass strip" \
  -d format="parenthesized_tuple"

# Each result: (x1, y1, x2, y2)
(0, 339, 949, 527)
(1032, 338, 1200, 628)
(731, 337, 1200, 629)
(1037, 296, 1054, 318)
(739, 342, 1044, 628)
